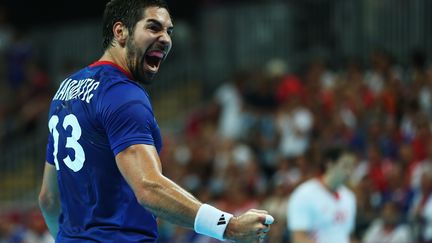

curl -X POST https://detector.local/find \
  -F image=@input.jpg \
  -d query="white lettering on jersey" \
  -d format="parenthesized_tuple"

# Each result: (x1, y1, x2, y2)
(53, 78, 100, 103)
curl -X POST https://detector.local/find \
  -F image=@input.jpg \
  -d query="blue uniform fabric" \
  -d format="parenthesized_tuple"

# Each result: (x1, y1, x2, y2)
(45, 61, 162, 242)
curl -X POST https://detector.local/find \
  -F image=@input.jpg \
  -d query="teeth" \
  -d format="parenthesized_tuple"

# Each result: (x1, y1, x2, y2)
(144, 60, 159, 73)
(144, 65, 157, 73)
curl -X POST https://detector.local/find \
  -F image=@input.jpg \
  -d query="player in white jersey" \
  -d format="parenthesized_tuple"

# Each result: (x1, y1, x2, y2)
(287, 147, 357, 243)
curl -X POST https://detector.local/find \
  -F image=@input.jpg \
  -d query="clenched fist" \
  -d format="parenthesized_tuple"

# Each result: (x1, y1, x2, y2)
(224, 209, 274, 242)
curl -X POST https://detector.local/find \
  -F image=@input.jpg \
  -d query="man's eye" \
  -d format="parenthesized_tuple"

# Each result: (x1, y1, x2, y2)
(148, 25, 160, 32)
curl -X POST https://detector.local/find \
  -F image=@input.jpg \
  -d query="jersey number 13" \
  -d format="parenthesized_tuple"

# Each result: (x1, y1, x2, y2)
(49, 114, 85, 172)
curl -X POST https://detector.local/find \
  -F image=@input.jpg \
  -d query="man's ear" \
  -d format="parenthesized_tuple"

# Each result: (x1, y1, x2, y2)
(113, 22, 129, 47)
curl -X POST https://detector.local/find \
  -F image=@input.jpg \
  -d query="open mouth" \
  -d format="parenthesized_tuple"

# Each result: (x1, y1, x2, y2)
(144, 50, 164, 73)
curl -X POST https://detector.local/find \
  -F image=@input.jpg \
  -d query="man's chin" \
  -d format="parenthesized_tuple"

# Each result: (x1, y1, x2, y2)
(144, 71, 157, 83)
(136, 71, 157, 85)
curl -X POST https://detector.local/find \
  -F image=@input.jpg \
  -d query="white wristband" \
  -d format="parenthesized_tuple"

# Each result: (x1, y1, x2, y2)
(194, 204, 234, 241)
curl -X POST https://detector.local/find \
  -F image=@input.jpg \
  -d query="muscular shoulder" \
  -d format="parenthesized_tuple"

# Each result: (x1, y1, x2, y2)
(98, 77, 151, 112)
(105, 76, 148, 100)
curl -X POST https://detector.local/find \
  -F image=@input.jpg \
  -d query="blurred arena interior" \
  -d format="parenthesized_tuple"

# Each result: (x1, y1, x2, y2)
(1, 0, 432, 242)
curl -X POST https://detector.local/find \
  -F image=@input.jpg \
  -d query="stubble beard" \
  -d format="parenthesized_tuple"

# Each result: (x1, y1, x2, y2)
(126, 38, 155, 85)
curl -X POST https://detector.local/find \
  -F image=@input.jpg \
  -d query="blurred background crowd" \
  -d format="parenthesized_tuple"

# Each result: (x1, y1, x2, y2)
(1, 0, 432, 242)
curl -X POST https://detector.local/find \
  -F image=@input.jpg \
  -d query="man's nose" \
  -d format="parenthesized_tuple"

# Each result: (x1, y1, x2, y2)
(158, 31, 171, 46)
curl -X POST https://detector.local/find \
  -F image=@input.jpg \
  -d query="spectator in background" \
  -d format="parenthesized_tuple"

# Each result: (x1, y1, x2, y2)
(52, 59, 82, 87)
(364, 48, 399, 98)
(377, 116, 401, 160)
(16, 61, 52, 134)
(4, 27, 33, 92)
(271, 155, 313, 194)
(363, 201, 412, 243)
(411, 113, 432, 162)
(399, 98, 420, 143)
(0, 60, 52, 143)
(407, 49, 429, 109)
(380, 163, 414, 217)
(213, 70, 248, 141)
(242, 63, 278, 124)
(287, 147, 357, 243)
(409, 166, 432, 242)
(302, 57, 337, 118)
(357, 144, 394, 194)
(410, 138, 432, 191)
(21, 208, 54, 243)
(215, 141, 266, 206)
(260, 171, 292, 243)
(0, 26, 53, 143)
(0, 212, 26, 243)
(276, 74, 313, 160)
(418, 65, 432, 118)
(352, 175, 379, 240)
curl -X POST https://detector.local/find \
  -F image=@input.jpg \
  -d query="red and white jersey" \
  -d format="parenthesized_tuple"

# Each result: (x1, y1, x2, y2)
(287, 178, 356, 243)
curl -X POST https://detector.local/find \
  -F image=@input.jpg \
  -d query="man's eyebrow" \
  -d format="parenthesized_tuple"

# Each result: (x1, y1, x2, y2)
(146, 19, 162, 26)
(146, 19, 174, 29)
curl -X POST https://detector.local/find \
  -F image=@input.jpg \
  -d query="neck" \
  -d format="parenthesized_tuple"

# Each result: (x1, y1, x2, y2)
(321, 174, 339, 192)
(99, 49, 132, 76)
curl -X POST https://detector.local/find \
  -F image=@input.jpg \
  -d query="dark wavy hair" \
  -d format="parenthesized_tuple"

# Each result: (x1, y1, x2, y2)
(318, 146, 353, 172)
(102, 0, 170, 51)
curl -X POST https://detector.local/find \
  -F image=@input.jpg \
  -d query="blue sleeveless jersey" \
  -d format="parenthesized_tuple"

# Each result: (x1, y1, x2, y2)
(45, 61, 162, 242)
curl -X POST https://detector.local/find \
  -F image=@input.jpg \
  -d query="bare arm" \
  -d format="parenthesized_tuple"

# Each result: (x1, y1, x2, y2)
(291, 231, 315, 243)
(116, 144, 201, 227)
(116, 144, 271, 241)
(38, 162, 61, 237)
